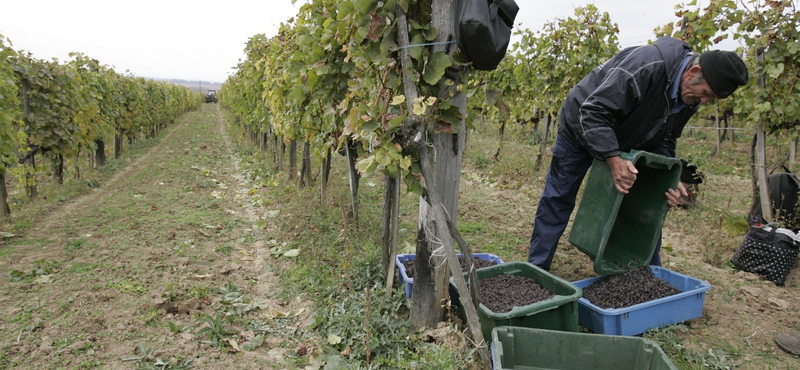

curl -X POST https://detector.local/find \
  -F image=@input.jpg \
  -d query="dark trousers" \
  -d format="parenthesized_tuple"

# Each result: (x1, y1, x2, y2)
(528, 134, 662, 270)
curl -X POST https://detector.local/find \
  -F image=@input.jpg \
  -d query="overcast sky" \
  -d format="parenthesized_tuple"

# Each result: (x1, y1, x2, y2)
(1, 0, 737, 83)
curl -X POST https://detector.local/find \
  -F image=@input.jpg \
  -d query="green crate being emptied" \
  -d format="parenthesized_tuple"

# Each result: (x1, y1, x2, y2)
(568, 150, 681, 275)
(491, 326, 679, 370)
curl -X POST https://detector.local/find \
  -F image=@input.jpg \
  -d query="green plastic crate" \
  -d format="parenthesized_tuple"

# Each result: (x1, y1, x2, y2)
(492, 326, 679, 370)
(455, 262, 582, 344)
(568, 150, 681, 275)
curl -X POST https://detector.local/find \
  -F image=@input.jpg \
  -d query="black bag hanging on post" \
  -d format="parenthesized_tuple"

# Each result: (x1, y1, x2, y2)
(731, 226, 799, 286)
(457, 0, 519, 70)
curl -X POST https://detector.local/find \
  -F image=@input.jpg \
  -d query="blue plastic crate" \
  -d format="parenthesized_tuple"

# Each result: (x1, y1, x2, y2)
(571, 266, 711, 336)
(396, 253, 505, 298)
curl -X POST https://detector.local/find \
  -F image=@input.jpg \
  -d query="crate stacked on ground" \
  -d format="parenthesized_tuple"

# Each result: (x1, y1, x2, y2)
(453, 261, 583, 343)
(396, 253, 505, 298)
(491, 327, 679, 370)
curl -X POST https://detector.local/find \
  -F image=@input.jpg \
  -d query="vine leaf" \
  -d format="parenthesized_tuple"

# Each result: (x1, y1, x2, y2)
(390, 95, 405, 105)
(366, 10, 383, 42)
(423, 52, 452, 85)
(355, 0, 374, 13)
(337, 1, 354, 21)
(362, 121, 380, 132)
(408, 34, 426, 61)
(356, 156, 377, 173)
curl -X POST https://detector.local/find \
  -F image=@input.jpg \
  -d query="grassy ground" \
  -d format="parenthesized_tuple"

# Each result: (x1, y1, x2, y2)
(1, 105, 798, 369)
(0, 105, 322, 369)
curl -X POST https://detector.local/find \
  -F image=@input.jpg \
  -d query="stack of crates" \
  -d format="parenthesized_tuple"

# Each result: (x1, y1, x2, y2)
(396, 253, 505, 298)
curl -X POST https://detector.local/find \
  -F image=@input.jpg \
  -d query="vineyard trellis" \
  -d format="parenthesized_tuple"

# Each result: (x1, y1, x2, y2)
(220, 1, 800, 366)
(0, 37, 202, 217)
(220, 0, 493, 363)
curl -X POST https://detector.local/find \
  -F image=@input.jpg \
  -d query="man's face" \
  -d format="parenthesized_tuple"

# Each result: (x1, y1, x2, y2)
(680, 66, 719, 105)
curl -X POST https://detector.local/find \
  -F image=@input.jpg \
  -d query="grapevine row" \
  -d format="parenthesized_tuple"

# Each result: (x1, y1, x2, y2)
(219, 1, 800, 364)
(0, 36, 202, 216)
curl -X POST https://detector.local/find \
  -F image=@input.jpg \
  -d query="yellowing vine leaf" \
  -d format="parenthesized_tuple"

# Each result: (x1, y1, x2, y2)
(399, 156, 412, 170)
(412, 102, 427, 116)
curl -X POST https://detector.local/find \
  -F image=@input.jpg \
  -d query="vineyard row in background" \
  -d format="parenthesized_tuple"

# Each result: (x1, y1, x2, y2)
(220, 0, 799, 221)
(0, 35, 203, 218)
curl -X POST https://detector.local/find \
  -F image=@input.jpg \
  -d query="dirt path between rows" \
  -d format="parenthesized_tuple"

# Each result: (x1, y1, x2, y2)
(44, 121, 188, 229)
(0, 105, 318, 369)
(3, 118, 193, 272)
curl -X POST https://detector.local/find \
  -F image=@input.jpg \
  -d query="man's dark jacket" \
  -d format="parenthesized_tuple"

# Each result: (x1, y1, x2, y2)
(558, 37, 698, 160)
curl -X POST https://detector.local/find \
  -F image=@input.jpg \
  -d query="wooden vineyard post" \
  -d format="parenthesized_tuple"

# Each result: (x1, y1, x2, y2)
(396, 3, 492, 368)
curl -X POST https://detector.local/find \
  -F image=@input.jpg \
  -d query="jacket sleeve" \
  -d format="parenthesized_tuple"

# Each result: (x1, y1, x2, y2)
(578, 62, 660, 160)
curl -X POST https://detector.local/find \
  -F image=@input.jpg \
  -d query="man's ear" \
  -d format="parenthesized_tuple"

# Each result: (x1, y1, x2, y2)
(686, 64, 703, 79)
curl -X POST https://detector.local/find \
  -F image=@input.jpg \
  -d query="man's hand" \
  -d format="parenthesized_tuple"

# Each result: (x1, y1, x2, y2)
(606, 156, 638, 194)
(665, 182, 690, 208)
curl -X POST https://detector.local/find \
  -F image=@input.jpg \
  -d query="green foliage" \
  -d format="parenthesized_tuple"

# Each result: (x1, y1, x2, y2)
(0, 39, 201, 211)
(122, 343, 194, 370)
(196, 311, 234, 348)
(472, 153, 493, 169)
(221, 0, 465, 193)
(140, 307, 160, 327)
(167, 321, 182, 334)
(189, 284, 209, 299)
(0, 35, 22, 173)
(660, 0, 800, 135)
(64, 238, 89, 251)
(8, 259, 59, 282)
(214, 244, 234, 255)
(307, 254, 478, 368)
(110, 278, 148, 295)
(646, 325, 738, 370)
(214, 281, 262, 315)
(721, 214, 749, 234)
(470, 5, 620, 129)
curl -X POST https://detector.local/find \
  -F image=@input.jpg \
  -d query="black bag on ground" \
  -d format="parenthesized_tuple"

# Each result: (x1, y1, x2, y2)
(457, 0, 519, 70)
(732, 226, 799, 286)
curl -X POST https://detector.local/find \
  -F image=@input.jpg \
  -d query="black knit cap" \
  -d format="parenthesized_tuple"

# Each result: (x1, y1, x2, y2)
(699, 50, 748, 99)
